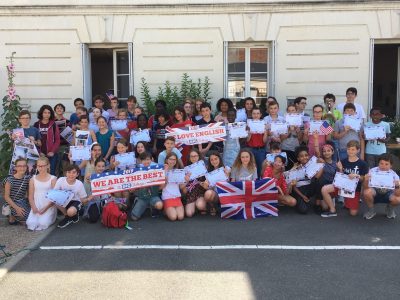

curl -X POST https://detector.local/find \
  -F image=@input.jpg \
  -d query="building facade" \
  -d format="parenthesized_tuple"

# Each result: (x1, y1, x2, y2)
(1, 0, 400, 117)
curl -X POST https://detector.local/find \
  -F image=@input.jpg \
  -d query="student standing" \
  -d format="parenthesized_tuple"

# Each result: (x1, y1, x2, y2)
(95, 116, 115, 161)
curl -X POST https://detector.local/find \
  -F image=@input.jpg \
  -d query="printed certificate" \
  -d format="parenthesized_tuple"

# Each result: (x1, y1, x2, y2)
(247, 119, 266, 134)
(184, 160, 207, 181)
(70, 145, 91, 161)
(364, 125, 386, 140)
(205, 167, 228, 187)
(130, 129, 151, 145)
(285, 114, 303, 126)
(270, 121, 288, 135)
(167, 169, 186, 184)
(344, 115, 362, 131)
(227, 122, 248, 139)
(369, 170, 396, 190)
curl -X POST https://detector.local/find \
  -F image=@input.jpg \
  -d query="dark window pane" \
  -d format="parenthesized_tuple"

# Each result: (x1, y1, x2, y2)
(116, 51, 129, 74)
(228, 48, 245, 73)
(250, 48, 268, 72)
(117, 75, 129, 98)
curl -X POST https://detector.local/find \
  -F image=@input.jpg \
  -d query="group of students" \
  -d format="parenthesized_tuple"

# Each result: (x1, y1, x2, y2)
(3, 87, 400, 230)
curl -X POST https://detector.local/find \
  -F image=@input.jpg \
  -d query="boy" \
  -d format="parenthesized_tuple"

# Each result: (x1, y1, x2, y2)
(363, 153, 400, 219)
(364, 107, 391, 168)
(158, 136, 183, 168)
(320, 140, 368, 217)
(337, 87, 366, 121)
(264, 100, 285, 152)
(323, 93, 342, 126)
(333, 103, 364, 161)
(131, 152, 164, 221)
(14, 110, 42, 147)
(247, 107, 268, 177)
(196, 102, 223, 155)
(90, 95, 110, 121)
(260, 141, 283, 176)
(69, 98, 85, 125)
(126, 95, 137, 121)
(55, 164, 92, 228)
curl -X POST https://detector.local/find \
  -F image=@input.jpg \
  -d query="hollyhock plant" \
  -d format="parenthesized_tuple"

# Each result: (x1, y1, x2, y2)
(1, 52, 22, 178)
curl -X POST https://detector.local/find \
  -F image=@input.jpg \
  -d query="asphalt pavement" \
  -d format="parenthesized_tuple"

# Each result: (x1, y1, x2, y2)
(1, 205, 400, 299)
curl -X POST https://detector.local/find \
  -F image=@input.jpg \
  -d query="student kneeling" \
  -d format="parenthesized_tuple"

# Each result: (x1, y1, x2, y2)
(363, 154, 400, 220)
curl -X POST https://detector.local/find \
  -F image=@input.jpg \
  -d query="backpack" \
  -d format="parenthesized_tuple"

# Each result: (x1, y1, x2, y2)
(101, 201, 127, 228)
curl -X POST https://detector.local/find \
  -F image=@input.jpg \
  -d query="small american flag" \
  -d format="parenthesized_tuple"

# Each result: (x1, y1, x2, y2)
(106, 91, 115, 100)
(320, 121, 334, 135)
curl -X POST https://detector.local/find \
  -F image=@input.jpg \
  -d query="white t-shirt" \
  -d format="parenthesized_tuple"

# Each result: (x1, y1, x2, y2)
(162, 182, 181, 200)
(337, 102, 366, 120)
(54, 177, 87, 202)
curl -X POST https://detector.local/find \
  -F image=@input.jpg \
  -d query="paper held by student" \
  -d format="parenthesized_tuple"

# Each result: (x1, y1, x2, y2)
(184, 160, 207, 181)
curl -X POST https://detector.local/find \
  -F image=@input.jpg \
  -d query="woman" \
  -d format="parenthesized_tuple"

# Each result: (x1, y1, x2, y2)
(214, 98, 233, 123)
(3, 158, 31, 224)
(170, 106, 194, 165)
(26, 156, 57, 231)
(34, 105, 60, 175)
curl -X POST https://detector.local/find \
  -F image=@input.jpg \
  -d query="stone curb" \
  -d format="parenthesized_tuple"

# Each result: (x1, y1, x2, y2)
(0, 224, 56, 282)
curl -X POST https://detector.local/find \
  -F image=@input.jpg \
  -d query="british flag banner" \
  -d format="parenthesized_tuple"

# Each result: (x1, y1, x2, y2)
(216, 178, 279, 220)
(165, 122, 226, 146)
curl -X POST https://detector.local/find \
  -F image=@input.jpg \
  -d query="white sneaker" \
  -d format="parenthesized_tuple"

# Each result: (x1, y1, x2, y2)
(386, 205, 396, 219)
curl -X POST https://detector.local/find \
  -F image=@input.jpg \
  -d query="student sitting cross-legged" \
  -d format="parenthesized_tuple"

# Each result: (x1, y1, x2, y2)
(363, 154, 400, 220)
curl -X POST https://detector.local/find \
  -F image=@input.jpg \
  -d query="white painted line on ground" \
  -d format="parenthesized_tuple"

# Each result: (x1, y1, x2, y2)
(39, 245, 400, 250)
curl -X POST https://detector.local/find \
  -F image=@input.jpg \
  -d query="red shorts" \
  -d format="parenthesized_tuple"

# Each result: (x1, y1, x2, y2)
(331, 189, 360, 210)
(163, 197, 183, 209)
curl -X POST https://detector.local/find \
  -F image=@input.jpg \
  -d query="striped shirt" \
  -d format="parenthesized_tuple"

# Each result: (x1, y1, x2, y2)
(4, 175, 31, 201)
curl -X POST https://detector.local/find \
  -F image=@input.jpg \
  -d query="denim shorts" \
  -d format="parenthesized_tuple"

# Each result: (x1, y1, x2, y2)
(131, 196, 161, 218)
(374, 190, 393, 204)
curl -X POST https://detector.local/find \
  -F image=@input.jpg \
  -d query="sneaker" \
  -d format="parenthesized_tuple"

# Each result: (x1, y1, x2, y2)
(363, 209, 376, 220)
(151, 208, 161, 218)
(321, 211, 337, 218)
(71, 214, 79, 223)
(386, 205, 396, 219)
(57, 217, 73, 228)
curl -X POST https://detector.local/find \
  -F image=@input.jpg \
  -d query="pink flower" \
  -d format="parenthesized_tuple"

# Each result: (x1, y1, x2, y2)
(7, 64, 15, 72)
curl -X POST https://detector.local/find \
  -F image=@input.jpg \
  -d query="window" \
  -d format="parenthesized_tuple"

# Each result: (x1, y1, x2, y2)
(224, 43, 271, 105)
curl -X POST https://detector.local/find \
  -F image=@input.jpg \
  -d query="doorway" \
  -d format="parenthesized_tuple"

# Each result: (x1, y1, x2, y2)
(373, 44, 400, 117)
(82, 44, 133, 108)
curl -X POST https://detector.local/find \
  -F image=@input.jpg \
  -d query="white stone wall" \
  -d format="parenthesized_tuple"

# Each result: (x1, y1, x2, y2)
(0, 1, 399, 116)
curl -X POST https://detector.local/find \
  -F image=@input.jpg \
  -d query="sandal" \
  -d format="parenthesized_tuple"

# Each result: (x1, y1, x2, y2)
(8, 220, 19, 225)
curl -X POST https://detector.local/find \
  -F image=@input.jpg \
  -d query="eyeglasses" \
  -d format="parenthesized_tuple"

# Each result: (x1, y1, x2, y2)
(37, 164, 48, 168)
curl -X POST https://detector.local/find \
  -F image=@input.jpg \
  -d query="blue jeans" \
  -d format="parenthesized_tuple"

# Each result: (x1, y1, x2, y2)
(251, 148, 266, 178)
(48, 153, 58, 176)
(131, 196, 161, 219)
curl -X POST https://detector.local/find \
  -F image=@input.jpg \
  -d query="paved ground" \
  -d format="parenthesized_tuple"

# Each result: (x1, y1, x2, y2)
(1, 205, 400, 299)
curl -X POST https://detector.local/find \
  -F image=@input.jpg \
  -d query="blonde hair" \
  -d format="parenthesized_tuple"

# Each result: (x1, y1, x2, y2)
(232, 149, 257, 173)
(193, 98, 205, 116)
(37, 155, 50, 173)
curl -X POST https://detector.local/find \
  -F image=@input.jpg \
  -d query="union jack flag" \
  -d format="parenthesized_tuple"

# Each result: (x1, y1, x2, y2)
(216, 178, 278, 220)
(320, 121, 334, 135)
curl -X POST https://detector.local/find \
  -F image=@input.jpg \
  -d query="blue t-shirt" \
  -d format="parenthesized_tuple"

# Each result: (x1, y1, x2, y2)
(365, 121, 390, 155)
(70, 113, 79, 125)
(23, 126, 41, 141)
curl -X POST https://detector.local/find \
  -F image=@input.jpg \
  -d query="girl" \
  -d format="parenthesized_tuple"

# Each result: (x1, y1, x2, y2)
(161, 153, 186, 221)
(290, 146, 322, 214)
(171, 106, 194, 165)
(95, 116, 115, 161)
(280, 104, 303, 170)
(78, 143, 103, 195)
(152, 111, 171, 155)
(183, 99, 194, 119)
(230, 149, 258, 181)
(3, 158, 31, 224)
(316, 143, 340, 216)
(192, 98, 205, 122)
(82, 157, 107, 223)
(303, 104, 331, 157)
(34, 105, 60, 175)
(114, 109, 131, 141)
(109, 139, 132, 205)
(134, 141, 149, 165)
(262, 155, 296, 207)
(89, 107, 101, 132)
(26, 156, 57, 231)
(214, 98, 233, 123)
(244, 97, 256, 119)
(203, 151, 230, 216)
(183, 149, 207, 217)
(129, 113, 148, 131)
